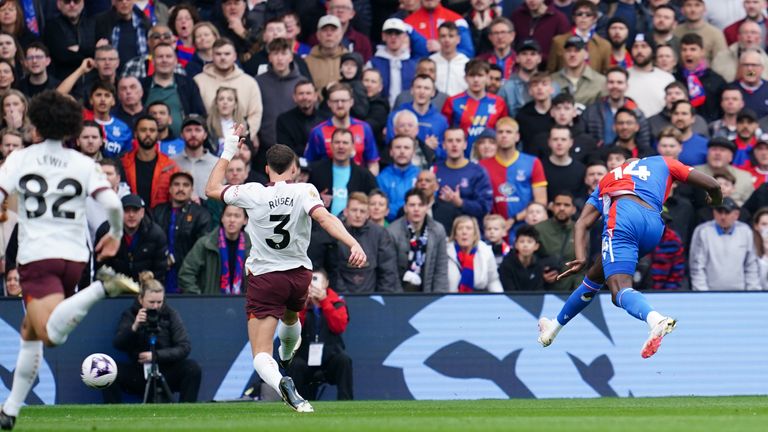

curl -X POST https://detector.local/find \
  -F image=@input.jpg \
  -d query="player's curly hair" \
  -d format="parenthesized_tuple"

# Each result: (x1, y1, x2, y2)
(28, 90, 83, 140)
(138, 271, 164, 297)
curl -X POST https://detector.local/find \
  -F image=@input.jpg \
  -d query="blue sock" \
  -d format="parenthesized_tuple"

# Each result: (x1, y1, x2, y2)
(556, 277, 604, 326)
(615, 288, 654, 321)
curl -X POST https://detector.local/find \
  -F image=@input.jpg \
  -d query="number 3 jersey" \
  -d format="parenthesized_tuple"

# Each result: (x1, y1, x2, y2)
(586, 156, 693, 215)
(0, 140, 112, 265)
(222, 181, 324, 276)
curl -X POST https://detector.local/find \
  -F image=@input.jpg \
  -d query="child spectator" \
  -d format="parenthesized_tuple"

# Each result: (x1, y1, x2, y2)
(499, 225, 547, 291)
(484, 214, 510, 265)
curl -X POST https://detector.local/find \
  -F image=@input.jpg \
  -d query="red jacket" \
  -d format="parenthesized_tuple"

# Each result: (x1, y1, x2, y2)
(723, 18, 767, 46)
(121, 143, 179, 208)
(299, 287, 348, 334)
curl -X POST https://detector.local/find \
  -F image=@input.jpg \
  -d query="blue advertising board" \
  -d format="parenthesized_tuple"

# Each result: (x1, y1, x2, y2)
(1, 292, 766, 404)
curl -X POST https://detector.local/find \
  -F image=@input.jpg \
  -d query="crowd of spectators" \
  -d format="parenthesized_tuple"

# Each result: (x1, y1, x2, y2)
(2, 0, 768, 299)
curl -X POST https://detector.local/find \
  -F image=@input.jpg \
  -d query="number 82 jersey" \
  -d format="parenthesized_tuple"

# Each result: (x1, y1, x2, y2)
(0, 140, 112, 265)
(222, 181, 324, 277)
(586, 156, 693, 214)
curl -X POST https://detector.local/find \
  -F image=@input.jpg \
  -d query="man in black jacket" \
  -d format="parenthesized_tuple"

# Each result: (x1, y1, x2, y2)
(276, 79, 323, 156)
(103, 278, 201, 403)
(152, 172, 212, 293)
(308, 128, 378, 216)
(44, 0, 98, 85)
(95, 0, 151, 65)
(96, 194, 169, 283)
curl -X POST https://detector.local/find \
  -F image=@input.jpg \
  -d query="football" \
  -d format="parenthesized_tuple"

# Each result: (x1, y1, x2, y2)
(81, 353, 118, 389)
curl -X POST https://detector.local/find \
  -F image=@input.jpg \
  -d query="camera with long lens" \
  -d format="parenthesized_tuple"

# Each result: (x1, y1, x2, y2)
(145, 309, 160, 334)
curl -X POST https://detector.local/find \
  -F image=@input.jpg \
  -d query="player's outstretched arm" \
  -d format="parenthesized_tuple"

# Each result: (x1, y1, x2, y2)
(685, 169, 723, 207)
(558, 203, 600, 281)
(93, 188, 124, 261)
(206, 123, 245, 201)
(311, 206, 367, 268)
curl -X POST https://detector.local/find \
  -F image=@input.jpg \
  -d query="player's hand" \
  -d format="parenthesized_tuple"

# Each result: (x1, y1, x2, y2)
(138, 351, 152, 364)
(95, 234, 121, 262)
(348, 244, 367, 268)
(557, 259, 586, 281)
(132, 308, 147, 332)
(221, 123, 244, 160)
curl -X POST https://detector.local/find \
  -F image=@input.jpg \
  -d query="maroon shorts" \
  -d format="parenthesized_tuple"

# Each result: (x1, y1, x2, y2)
(18, 259, 86, 304)
(245, 267, 312, 320)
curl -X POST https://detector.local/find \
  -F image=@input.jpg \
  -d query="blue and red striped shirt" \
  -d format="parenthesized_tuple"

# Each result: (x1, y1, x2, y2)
(442, 91, 508, 158)
(304, 118, 380, 166)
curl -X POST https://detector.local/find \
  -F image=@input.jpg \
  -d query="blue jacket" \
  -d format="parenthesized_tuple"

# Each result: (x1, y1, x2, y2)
(377, 164, 421, 222)
(386, 102, 449, 159)
(369, 56, 418, 105)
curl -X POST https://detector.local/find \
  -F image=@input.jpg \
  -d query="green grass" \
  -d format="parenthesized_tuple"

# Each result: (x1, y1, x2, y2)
(16, 397, 768, 432)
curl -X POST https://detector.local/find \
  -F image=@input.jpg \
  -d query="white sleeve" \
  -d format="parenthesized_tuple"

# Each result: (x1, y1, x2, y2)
(94, 188, 123, 238)
(302, 184, 324, 216)
(222, 183, 261, 208)
(0, 152, 20, 198)
(86, 162, 112, 197)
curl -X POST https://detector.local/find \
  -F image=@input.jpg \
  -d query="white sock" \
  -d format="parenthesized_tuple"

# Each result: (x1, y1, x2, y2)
(45, 281, 106, 346)
(2, 339, 43, 417)
(253, 352, 283, 393)
(646, 311, 665, 329)
(277, 320, 301, 361)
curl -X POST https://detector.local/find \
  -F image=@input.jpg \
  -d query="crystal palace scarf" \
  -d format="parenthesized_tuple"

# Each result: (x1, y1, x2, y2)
(683, 61, 708, 108)
(455, 243, 478, 293)
(219, 228, 246, 295)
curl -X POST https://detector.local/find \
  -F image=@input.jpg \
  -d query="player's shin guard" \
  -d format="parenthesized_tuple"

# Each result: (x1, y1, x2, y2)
(45, 281, 106, 346)
(615, 288, 654, 322)
(556, 277, 604, 326)
(277, 320, 301, 362)
(253, 352, 283, 393)
(2, 339, 43, 417)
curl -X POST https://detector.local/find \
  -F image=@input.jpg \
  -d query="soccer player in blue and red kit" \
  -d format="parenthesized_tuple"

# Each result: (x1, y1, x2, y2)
(538, 155, 722, 358)
(442, 59, 508, 159)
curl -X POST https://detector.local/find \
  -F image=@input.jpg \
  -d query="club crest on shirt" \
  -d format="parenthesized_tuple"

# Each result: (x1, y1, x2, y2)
(460, 177, 469, 188)
(515, 170, 526, 182)
(488, 105, 496, 115)
(113, 127, 122, 137)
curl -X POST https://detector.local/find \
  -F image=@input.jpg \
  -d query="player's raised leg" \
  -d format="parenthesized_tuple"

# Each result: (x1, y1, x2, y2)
(539, 269, 605, 347)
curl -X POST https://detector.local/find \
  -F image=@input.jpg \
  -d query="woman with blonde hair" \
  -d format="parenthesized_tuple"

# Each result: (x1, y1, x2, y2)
(446, 216, 503, 293)
(104, 271, 201, 403)
(185, 22, 220, 77)
(0, 89, 28, 131)
(207, 86, 248, 154)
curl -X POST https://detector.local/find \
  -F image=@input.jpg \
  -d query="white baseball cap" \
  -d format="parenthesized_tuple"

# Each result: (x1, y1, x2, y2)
(382, 18, 408, 33)
(318, 15, 342, 29)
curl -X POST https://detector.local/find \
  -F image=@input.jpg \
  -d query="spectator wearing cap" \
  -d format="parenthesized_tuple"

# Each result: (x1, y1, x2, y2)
(141, 43, 207, 138)
(709, 87, 746, 140)
(740, 137, 768, 188)
(121, 115, 180, 209)
(598, 0, 652, 43)
(95, 194, 169, 284)
(497, 39, 543, 117)
(673, 33, 727, 123)
(276, 79, 323, 157)
(471, 127, 497, 161)
(671, 100, 709, 166)
(305, 15, 348, 91)
(173, 115, 219, 200)
(673, 0, 728, 63)
(722, 0, 768, 47)
(405, 0, 475, 58)
(626, 34, 675, 117)
(531, 92, 599, 163)
(689, 197, 761, 291)
(732, 108, 763, 167)
(548, 1, 611, 75)
(377, 135, 421, 221)
(605, 17, 633, 69)
(650, 4, 680, 53)
(178, 204, 251, 295)
(306, 0, 373, 62)
(510, 0, 569, 66)
(550, 35, 606, 107)
(541, 125, 586, 202)
(712, 21, 768, 83)
(368, 18, 419, 108)
(443, 59, 509, 158)
(429, 21, 470, 96)
(649, 81, 712, 140)
(193, 38, 262, 144)
(152, 172, 212, 293)
(731, 48, 768, 119)
(695, 137, 755, 205)
(254, 37, 305, 150)
(477, 17, 517, 81)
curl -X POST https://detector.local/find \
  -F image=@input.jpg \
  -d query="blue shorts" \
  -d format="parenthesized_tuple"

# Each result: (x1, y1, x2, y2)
(601, 199, 664, 278)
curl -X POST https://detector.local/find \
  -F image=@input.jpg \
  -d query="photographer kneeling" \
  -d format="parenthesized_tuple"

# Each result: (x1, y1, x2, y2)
(103, 272, 201, 403)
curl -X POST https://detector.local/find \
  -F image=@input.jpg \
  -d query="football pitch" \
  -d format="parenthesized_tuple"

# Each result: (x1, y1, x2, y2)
(15, 396, 768, 432)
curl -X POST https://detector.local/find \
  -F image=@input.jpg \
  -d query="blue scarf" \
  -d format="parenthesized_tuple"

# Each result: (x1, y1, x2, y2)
(219, 228, 246, 295)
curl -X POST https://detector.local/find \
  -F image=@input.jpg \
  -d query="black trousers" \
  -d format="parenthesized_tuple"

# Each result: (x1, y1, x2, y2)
(287, 351, 353, 400)
(102, 359, 202, 403)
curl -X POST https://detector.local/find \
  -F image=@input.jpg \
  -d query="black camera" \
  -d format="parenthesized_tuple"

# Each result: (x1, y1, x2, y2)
(145, 309, 160, 333)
